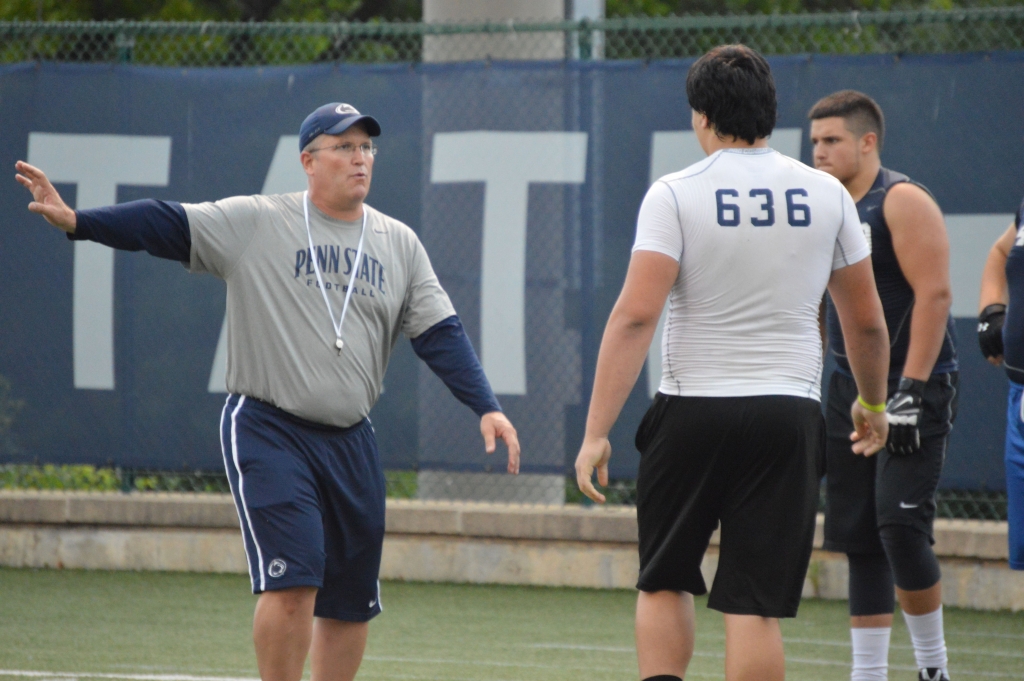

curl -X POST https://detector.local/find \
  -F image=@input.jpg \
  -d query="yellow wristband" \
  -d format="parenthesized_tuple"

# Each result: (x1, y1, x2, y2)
(857, 395, 886, 413)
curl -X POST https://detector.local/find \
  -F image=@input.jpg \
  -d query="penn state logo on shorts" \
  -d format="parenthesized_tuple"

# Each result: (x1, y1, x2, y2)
(268, 558, 288, 578)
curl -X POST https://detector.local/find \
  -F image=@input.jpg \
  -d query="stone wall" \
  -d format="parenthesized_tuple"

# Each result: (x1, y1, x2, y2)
(1, 491, 1020, 611)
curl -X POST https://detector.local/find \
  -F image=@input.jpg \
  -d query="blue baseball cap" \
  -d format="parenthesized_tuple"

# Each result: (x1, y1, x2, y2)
(299, 103, 381, 151)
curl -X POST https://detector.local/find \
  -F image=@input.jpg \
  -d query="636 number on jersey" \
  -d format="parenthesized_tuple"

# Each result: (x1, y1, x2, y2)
(715, 188, 810, 227)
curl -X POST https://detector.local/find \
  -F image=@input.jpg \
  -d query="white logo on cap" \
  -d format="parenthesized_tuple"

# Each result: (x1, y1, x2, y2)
(336, 104, 359, 115)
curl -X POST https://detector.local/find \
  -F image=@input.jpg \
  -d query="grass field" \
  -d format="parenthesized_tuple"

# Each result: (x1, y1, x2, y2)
(0, 568, 1022, 680)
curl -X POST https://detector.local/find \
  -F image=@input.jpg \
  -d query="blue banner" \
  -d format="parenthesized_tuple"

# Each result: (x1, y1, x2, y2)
(1, 54, 1020, 490)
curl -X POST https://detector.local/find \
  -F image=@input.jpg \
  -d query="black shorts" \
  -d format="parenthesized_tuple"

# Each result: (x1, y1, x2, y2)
(823, 372, 958, 554)
(635, 393, 823, 618)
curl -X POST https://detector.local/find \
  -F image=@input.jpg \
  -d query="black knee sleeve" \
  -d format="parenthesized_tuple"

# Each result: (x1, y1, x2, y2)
(847, 551, 895, 616)
(879, 524, 941, 591)
(642, 677, 682, 681)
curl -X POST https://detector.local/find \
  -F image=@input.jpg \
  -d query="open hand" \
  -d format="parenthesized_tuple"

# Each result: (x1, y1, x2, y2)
(481, 411, 520, 475)
(15, 161, 76, 232)
(850, 401, 888, 456)
(574, 436, 611, 503)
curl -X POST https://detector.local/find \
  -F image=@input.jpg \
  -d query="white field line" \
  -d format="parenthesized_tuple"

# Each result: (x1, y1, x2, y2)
(359, 670, 720, 681)
(527, 643, 635, 652)
(363, 655, 632, 671)
(7, 634, 1023, 681)
(950, 630, 1024, 640)
(946, 648, 1024, 660)
(527, 643, 726, 660)
(0, 668, 714, 681)
(525, 643, 1024, 678)
(0, 673, 258, 681)
(785, 637, 1024, 659)
(786, 658, 1020, 678)
(357, 672, 522, 681)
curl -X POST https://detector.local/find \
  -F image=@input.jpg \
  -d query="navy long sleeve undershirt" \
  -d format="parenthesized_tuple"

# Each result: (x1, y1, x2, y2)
(70, 199, 191, 262)
(68, 199, 500, 417)
(411, 316, 503, 418)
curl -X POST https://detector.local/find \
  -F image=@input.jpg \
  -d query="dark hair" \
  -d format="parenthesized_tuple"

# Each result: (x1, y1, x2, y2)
(686, 44, 777, 144)
(807, 90, 886, 151)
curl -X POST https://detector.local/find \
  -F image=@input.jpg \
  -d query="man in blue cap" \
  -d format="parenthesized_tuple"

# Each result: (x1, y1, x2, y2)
(15, 103, 520, 681)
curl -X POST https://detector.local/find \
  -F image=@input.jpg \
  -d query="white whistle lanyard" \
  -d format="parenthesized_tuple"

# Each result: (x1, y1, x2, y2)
(302, 190, 367, 354)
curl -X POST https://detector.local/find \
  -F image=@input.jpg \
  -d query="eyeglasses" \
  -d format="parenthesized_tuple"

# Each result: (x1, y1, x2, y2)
(308, 142, 378, 157)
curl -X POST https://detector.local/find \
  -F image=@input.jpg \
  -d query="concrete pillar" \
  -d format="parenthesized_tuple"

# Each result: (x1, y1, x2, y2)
(423, 0, 566, 63)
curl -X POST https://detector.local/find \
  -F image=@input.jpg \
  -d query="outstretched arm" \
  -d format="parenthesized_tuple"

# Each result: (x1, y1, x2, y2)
(575, 250, 678, 503)
(411, 316, 520, 474)
(16, 161, 191, 262)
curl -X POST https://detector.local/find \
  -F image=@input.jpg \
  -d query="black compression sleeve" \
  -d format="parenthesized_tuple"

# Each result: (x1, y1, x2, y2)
(847, 552, 895, 616)
(411, 315, 502, 417)
(70, 199, 191, 262)
(879, 524, 941, 591)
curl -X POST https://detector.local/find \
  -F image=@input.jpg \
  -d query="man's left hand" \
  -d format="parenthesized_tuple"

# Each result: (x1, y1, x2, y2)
(574, 436, 611, 504)
(480, 412, 520, 474)
(886, 377, 926, 456)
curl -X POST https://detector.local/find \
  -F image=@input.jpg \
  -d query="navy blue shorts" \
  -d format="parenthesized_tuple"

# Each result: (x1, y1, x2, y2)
(220, 394, 385, 622)
(1006, 381, 1024, 570)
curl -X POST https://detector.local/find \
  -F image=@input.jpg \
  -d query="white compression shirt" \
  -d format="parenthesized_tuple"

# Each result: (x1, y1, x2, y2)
(633, 147, 869, 401)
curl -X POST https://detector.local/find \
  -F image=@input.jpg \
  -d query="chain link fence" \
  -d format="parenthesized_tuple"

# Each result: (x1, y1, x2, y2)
(1, 8, 1024, 66)
(0, 11, 1016, 517)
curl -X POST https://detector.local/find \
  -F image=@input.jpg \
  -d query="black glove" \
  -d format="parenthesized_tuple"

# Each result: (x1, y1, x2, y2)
(978, 303, 1006, 361)
(886, 377, 926, 456)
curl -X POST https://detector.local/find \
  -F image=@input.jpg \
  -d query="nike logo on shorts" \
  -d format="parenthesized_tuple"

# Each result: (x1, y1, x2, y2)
(369, 598, 378, 608)
(899, 501, 919, 509)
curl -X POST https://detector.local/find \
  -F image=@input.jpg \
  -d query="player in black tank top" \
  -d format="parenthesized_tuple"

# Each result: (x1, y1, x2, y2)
(826, 168, 959, 380)
(810, 91, 958, 681)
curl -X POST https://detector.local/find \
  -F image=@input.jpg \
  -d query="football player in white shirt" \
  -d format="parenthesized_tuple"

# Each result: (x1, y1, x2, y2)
(574, 45, 890, 681)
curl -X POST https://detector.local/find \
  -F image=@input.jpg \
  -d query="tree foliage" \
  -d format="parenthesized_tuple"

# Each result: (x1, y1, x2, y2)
(0, 0, 422, 22)
(2, 0, 1021, 21)
(606, 0, 1021, 14)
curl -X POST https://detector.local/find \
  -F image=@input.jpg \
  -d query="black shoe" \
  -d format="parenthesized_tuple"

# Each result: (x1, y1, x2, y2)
(918, 669, 950, 681)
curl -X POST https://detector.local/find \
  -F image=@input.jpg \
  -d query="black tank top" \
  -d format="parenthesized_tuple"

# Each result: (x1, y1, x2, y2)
(826, 168, 958, 378)
(1003, 196, 1024, 384)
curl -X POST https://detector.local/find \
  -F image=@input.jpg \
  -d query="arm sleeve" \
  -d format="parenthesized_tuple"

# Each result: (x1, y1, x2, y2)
(183, 195, 263, 279)
(400, 234, 457, 337)
(411, 315, 503, 417)
(832, 185, 871, 270)
(632, 180, 684, 261)
(69, 200, 190, 262)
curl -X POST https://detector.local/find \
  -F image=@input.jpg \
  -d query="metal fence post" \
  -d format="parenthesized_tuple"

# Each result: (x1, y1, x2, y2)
(116, 24, 134, 63)
(578, 19, 592, 60)
(121, 467, 134, 493)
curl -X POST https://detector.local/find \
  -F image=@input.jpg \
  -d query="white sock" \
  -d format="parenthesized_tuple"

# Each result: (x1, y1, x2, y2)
(903, 606, 948, 674)
(851, 627, 890, 681)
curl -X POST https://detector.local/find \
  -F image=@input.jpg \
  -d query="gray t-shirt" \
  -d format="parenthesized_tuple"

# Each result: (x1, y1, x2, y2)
(184, 192, 455, 427)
